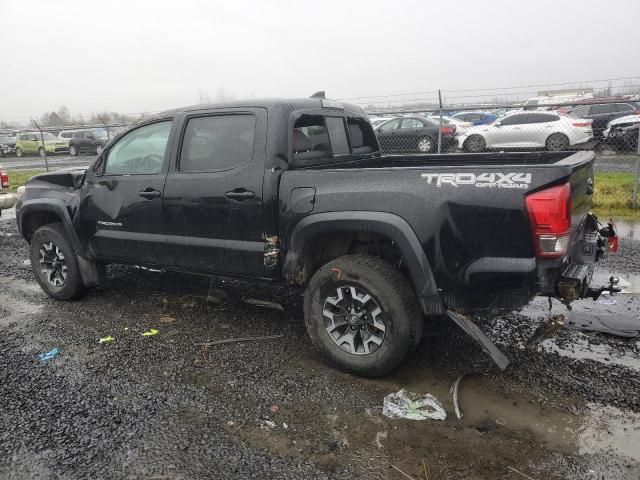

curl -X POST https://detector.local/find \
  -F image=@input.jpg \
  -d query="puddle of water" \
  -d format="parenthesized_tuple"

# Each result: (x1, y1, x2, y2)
(0, 277, 45, 326)
(0, 205, 16, 221)
(579, 403, 640, 462)
(355, 365, 640, 465)
(614, 220, 639, 240)
(543, 336, 640, 370)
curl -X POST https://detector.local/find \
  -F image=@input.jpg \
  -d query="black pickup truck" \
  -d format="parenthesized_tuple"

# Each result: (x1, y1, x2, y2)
(16, 96, 616, 376)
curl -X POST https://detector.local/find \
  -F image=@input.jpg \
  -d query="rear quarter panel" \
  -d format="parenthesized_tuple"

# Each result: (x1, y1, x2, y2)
(280, 154, 594, 311)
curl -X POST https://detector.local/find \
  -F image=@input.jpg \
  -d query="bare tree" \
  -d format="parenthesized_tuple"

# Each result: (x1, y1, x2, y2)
(198, 89, 211, 103)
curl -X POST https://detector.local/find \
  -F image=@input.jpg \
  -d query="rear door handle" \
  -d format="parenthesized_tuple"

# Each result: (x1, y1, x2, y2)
(139, 189, 161, 200)
(225, 189, 255, 201)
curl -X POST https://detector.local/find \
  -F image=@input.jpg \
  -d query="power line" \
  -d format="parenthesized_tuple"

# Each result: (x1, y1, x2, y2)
(339, 75, 640, 102)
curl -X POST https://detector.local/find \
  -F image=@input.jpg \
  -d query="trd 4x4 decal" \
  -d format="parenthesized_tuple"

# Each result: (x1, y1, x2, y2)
(421, 172, 532, 189)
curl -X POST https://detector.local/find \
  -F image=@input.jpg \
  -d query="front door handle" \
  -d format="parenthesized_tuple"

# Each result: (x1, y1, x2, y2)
(139, 189, 161, 200)
(225, 189, 255, 201)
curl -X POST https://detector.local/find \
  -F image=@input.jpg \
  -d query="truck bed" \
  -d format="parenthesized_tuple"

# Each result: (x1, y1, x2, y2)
(280, 150, 595, 313)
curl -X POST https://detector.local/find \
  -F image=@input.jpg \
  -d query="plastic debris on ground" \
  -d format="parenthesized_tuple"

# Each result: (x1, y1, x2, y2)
(243, 297, 285, 311)
(38, 348, 60, 362)
(141, 329, 159, 337)
(567, 313, 640, 338)
(382, 389, 447, 421)
(98, 336, 115, 344)
(597, 295, 617, 305)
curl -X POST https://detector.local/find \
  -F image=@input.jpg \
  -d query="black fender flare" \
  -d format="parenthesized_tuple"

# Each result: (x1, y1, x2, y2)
(18, 199, 84, 256)
(282, 211, 444, 315)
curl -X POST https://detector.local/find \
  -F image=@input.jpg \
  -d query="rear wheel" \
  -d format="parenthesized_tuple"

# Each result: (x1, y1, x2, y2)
(416, 136, 435, 153)
(69, 145, 77, 156)
(15, 147, 23, 157)
(464, 135, 486, 153)
(29, 223, 86, 300)
(38, 147, 46, 158)
(304, 255, 422, 377)
(546, 133, 569, 151)
(96, 145, 103, 155)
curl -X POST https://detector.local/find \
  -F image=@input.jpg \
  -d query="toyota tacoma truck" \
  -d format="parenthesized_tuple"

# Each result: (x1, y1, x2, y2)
(15, 96, 617, 376)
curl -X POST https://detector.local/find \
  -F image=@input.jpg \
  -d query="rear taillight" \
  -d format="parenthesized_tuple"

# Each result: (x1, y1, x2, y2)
(525, 183, 572, 258)
(572, 122, 591, 127)
(440, 126, 456, 135)
(0, 169, 8, 189)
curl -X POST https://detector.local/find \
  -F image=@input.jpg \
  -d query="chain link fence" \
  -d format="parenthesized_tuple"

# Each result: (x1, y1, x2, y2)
(365, 98, 640, 207)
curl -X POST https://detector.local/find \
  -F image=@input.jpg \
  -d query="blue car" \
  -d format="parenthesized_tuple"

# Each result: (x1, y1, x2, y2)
(451, 111, 498, 126)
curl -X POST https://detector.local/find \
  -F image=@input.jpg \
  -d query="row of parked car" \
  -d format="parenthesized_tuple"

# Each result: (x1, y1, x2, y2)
(369, 99, 640, 154)
(0, 128, 113, 158)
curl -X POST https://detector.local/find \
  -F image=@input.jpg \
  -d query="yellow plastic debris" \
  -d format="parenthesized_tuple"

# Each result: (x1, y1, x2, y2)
(99, 336, 115, 344)
(141, 329, 159, 337)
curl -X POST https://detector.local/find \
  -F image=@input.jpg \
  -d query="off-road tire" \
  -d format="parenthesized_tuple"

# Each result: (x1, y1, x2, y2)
(304, 254, 423, 377)
(464, 134, 486, 153)
(30, 223, 86, 300)
(546, 133, 569, 151)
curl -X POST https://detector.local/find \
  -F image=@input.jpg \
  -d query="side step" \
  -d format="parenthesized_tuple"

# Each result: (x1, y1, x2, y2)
(446, 310, 510, 370)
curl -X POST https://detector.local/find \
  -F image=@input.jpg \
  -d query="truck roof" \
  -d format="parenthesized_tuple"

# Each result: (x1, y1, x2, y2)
(149, 97, 366, 120)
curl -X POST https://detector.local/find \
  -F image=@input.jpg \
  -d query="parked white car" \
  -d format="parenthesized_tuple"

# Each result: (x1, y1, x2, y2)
(458, 111, 593, 152)
(603, 114, 640, 138)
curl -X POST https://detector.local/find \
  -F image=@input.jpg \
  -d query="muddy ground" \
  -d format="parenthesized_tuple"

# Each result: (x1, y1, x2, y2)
(1, 208, 639, 480)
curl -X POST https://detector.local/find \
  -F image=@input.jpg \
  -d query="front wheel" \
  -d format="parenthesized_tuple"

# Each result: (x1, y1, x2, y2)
(304, 255, 423, 377)
(96, 145, 103, 155)
(546, 133, 569, 151)
(69, 145, 77, 156)
(417, 136, 435, 153)
(15, 147, 23, 157)
(29, 223, 86, 300)
(38, 147, 46, 158)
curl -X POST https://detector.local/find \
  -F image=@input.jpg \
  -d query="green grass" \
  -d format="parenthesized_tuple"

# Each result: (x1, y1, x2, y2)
(592, 172, 640, 219)
(6, 169, 46, 193)
(5, 169, 640, 219)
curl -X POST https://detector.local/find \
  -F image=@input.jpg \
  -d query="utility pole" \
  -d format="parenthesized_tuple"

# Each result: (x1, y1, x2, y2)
(633, 127, 640, 208)
(437, 89, 443, 154)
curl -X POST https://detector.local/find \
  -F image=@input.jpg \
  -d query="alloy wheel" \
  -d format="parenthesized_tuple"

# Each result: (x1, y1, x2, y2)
(39, 242, 68, 287)
(322, 285, 386, 355)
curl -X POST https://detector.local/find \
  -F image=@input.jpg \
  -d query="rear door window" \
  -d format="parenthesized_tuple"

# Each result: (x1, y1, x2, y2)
(500, 114, 528, 126)
(616, 103, 635, 113)
(379, 118, 400, 130)
(399, 118, 424, 129)
(590, 104, 616, 115)
(180, 114, 255, 172)
(325, 117, 350, 155)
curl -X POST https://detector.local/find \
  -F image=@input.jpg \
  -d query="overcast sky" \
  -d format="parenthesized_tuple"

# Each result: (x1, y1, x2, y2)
(1, 0, 639, 122)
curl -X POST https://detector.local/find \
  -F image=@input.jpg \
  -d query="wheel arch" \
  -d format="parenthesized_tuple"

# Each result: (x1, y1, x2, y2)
(19, 199, 84, 255)
(282, 211, 444, 315)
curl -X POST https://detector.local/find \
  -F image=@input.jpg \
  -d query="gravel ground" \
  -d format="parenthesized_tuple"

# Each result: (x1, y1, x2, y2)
(1, 210, 639, 479)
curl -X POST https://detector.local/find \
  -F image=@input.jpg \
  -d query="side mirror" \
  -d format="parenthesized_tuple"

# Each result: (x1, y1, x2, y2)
(494, 122, 502, 127)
